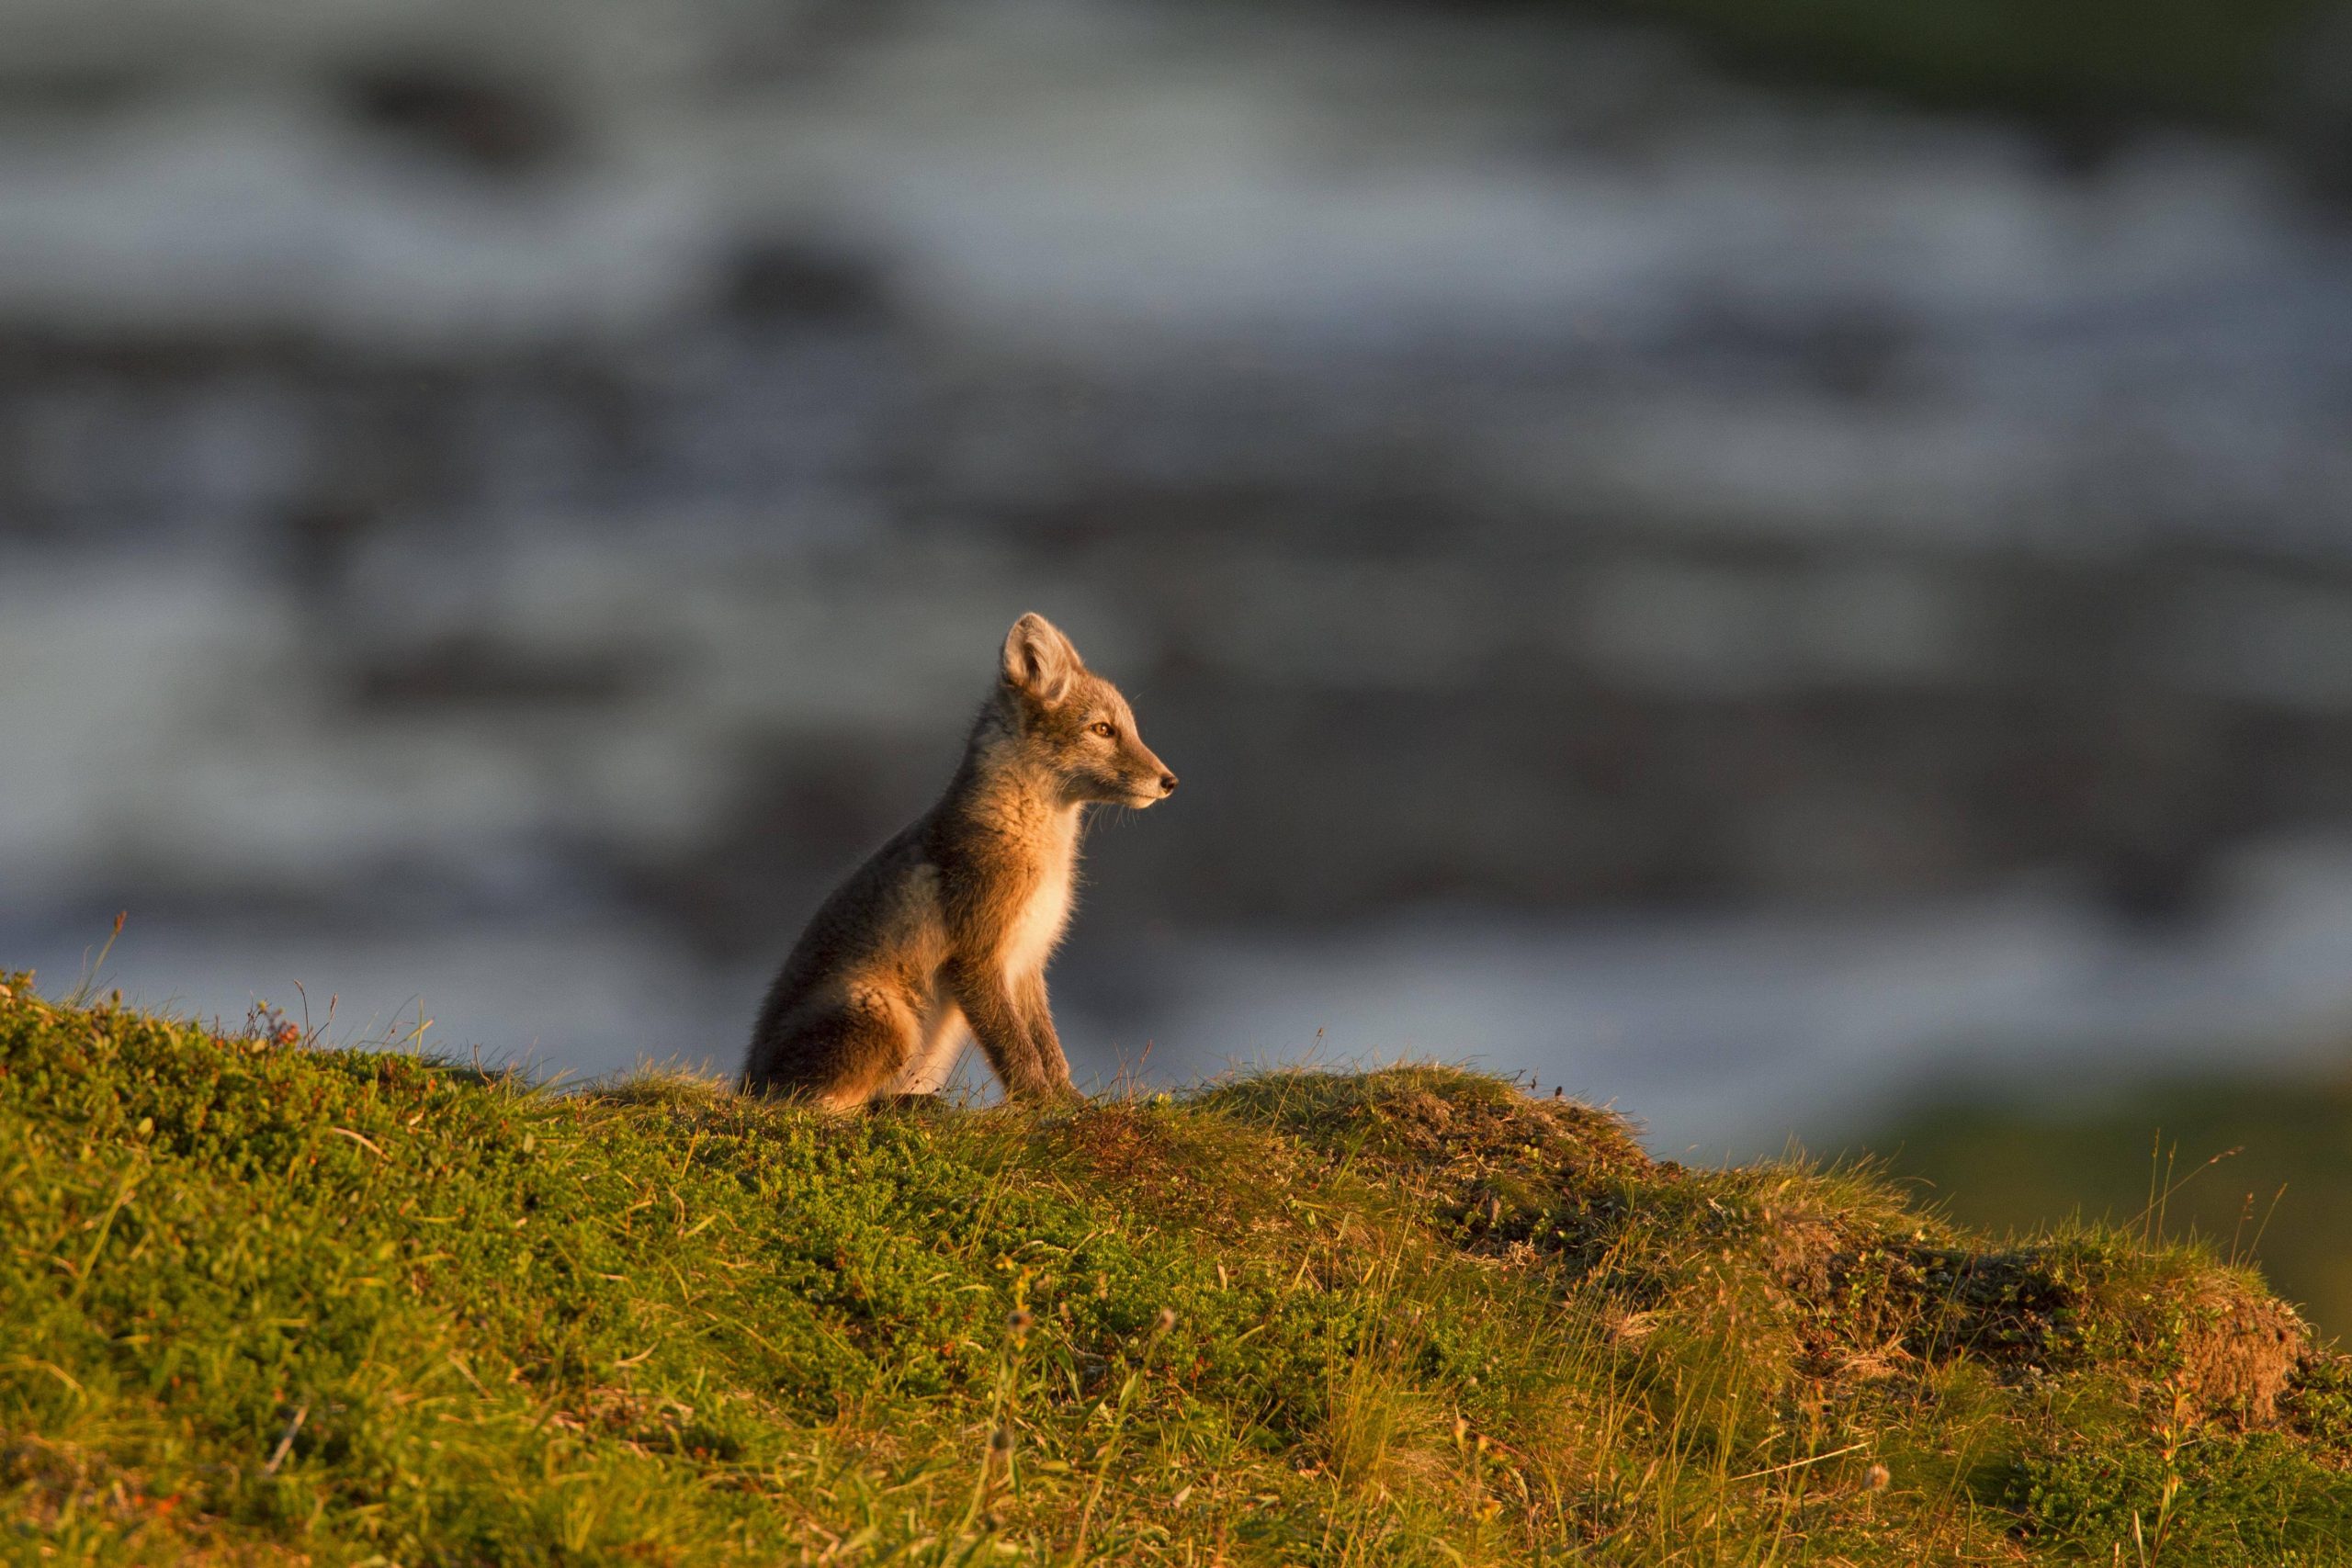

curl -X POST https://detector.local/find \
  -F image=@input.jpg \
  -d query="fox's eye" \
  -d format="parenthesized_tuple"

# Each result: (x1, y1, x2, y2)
(1090, 721, 1116, 739)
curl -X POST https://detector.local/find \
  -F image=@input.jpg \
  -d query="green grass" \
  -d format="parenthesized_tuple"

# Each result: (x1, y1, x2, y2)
(2, 970, 2347, 1565)
(1849, 1062, 2352, 1348)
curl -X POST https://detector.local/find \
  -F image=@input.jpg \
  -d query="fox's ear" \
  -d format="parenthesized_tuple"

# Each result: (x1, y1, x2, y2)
(1001, 613, 1080, 705)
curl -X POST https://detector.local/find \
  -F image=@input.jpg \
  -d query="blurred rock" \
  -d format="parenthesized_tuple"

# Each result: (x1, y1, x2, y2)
(338, 62, 573, 175)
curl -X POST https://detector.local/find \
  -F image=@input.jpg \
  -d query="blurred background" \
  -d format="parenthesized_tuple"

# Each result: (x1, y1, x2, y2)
(5, 0, 2351, 1328)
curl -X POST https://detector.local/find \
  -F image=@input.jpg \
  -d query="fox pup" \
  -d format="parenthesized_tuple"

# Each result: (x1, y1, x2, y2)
(742, 613, 1177, 1109)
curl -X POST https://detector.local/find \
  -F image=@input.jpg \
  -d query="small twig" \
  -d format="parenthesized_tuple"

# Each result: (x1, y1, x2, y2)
(1066, 1309, 1176, 1566)
(263, 1405, 309, 1475)
(4, 1357, 86, 1396)
(2248, 1182, 2290, 1264)
(1724, 1441, 1871, 1485)
(2130, 1140, 2240, 1240)
(68, 911, 129, 1008)
(64, 1168, 142, 1307)
(329, 1127, 387, 1159)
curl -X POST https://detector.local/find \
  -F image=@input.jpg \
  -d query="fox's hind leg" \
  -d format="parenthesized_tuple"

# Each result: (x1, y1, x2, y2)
(742, 989, 914, 1111)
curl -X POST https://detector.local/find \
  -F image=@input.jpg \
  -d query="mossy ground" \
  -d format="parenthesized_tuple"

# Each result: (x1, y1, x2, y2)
(3, 971, 2347, 1565)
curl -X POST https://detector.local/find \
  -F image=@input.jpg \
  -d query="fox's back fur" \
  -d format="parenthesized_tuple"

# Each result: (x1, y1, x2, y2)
(743, 614, 1176, 1109)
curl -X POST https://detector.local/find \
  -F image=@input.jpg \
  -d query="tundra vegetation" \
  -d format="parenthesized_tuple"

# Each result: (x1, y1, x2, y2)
(3, 971, 2347, 1565)
(1860, 1066, 2352, 1348)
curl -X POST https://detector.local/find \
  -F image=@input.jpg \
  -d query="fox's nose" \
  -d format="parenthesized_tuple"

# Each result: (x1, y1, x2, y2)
(1159, 773, 1179, 795)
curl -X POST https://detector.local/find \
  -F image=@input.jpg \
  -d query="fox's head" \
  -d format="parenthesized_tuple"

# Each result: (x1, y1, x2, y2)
(995, 613, 1178, 808)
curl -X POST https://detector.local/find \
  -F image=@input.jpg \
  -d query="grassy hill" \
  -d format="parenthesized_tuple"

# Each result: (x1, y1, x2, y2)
(3, 972, 2348, 1565)
(1850, 1064, 2352, 1348)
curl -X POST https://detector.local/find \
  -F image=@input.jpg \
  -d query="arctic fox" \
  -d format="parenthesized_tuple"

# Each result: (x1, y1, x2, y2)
(742, 614, 1177, 1109)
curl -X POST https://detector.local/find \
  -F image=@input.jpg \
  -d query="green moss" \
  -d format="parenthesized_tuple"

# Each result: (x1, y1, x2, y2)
(2, 973, 2347, 1563)
(2012, 1431, 2352, 1565)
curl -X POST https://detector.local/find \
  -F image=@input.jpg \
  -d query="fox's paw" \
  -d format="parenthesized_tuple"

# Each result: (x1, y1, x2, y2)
(1012, 1080, 1088, 1112)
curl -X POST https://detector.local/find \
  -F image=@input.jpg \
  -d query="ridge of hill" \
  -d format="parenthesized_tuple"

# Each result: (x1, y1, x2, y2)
(2, 973, 2347, 1564)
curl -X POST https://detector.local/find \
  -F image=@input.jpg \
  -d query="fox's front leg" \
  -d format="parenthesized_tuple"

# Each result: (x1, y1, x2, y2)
(944, 956, 1056, 1101)
(1012, 970, 1077, 1097)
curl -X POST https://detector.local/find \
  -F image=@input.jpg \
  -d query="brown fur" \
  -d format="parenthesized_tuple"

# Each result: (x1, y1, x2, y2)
(742, 614, 1177, 1110)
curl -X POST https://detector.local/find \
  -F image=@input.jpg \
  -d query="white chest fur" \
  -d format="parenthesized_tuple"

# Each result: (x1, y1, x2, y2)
(1001, 810, 1080, 982)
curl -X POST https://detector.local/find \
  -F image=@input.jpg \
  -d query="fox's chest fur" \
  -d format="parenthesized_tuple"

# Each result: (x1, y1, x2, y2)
(995, 807, 1080, 982)
(886, 806, 1076, 1097)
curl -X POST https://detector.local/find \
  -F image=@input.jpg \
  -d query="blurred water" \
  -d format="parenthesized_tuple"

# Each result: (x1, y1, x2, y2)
(6, 0, 2352, 1148)
(1135, 838, 2352, 1154)
(16, 830, 2352, 1152)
